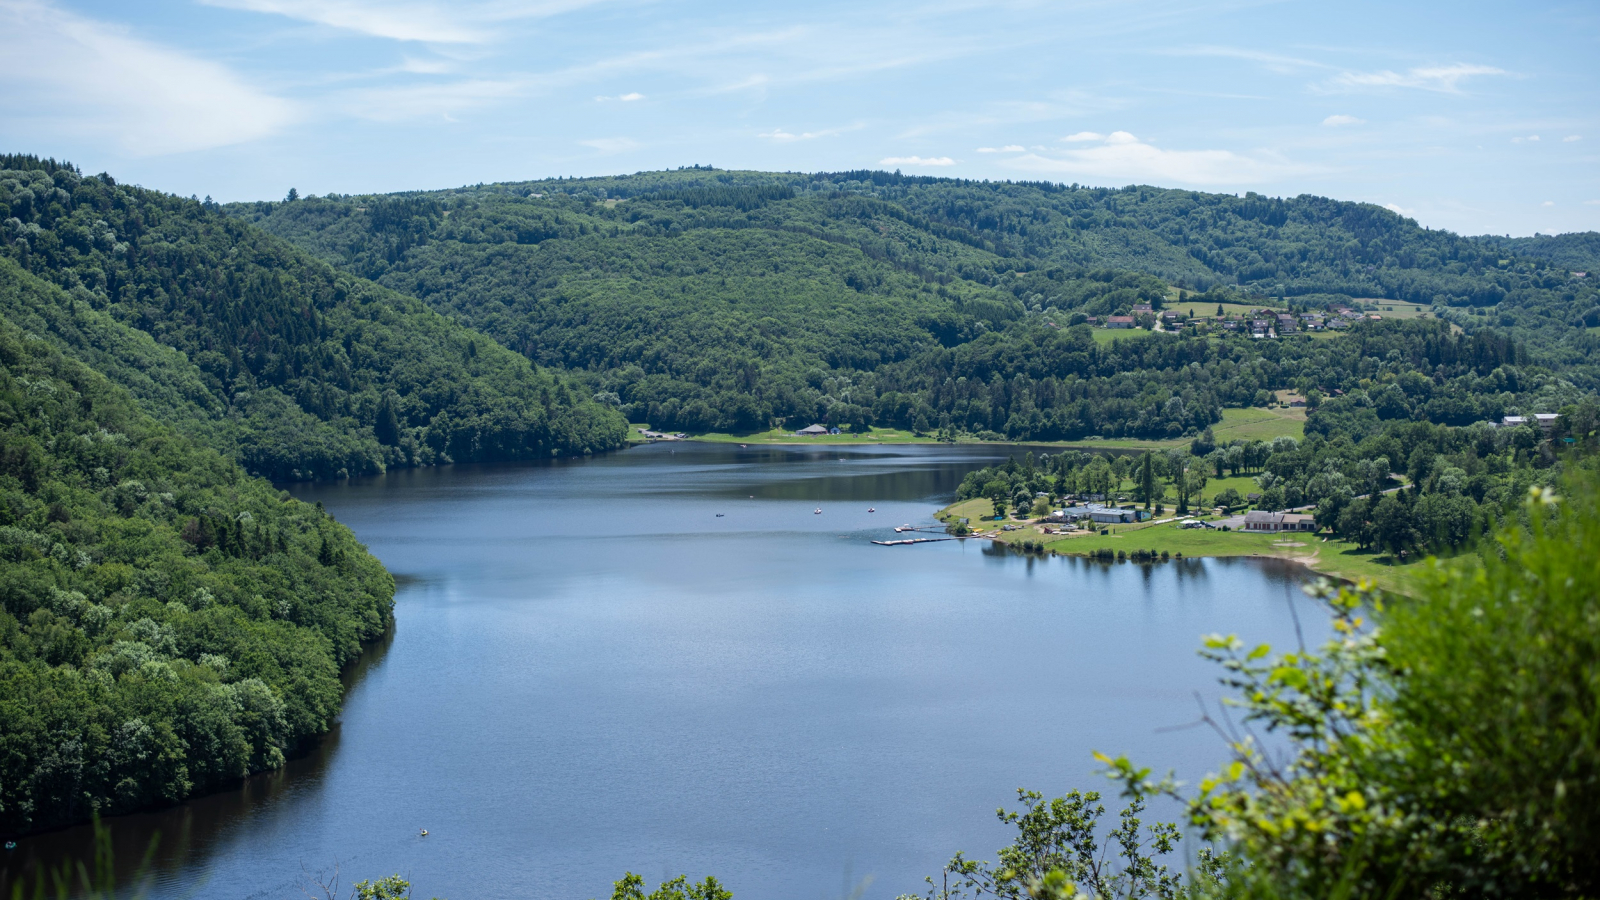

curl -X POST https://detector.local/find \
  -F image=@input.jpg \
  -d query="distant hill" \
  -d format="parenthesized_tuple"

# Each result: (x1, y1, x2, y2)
(228, 168, 1599, 437)
(0, 156, 628, 480)
(1471, 232, 1600, 276)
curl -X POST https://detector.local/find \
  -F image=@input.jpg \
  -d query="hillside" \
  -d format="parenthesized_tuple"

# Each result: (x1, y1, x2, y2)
(1471, 231, 1600, 280)
(230, 168, 1598, 439)
(0, 156, 627, 481)
(0, 317, 393, 834)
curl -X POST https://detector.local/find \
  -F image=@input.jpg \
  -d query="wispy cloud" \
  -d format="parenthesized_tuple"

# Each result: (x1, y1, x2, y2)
(1384, 203, 1414, 216)
(1511, 134, 1541, 143)
(1322, 114, 1364, 126)
(580, 137, 638, 153)
(1563, 135, 1582, 142)
(595, 92, 645, 101)
(1007, 131, 1317, 186)
(336, 78, 523, 121)
(1322, 63, 1508, 94)
(880, 155, 955, 167)
(1162, 45, 1330, 74)
(976, 145, 1025, 153)
(1062, 131, 1103, 142)
(759, 127, 841, 142)
(198, 0, 611, 43)
(0, 0, 296, 154)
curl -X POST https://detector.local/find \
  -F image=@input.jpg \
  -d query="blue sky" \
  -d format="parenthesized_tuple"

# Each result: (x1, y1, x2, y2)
(1, 0, 1595, 235)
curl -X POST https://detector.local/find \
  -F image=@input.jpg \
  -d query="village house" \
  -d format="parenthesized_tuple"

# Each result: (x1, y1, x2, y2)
(1106, 315, 1136, 329)
(796, 424, 829, 435)
(1242, 510, 1316, 532)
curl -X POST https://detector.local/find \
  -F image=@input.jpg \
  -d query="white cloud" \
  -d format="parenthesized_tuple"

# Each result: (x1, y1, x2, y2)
(594, 92, 645, 101)
(1564, 135, 1582, 142)
(759, 127, 839, 142)
(198, 0, 610, 44)
(1586, 200, 1600, 206)
(579, 137, 638, 153)
(1384, 203, 1414, 216)
(880, 155, 956, 167)
(338, 78, 523, 121)
(1062, 131, 1104, 142)
(1007, 131, 1316, 186)
(1322, 114, 1364, 127)
(1511, 135, 1541, 143)
(1163, 45, 1328, 74)
(1324, 63, 1507, 94)
(0, 0, 297, 155)
(977, 144, 1024, 152)
(1541, 201, 1555, 207)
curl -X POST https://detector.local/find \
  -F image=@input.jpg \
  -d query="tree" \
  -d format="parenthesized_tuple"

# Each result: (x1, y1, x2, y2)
(1138, 452, 1156, 509)
(1214, 487, 1242, 510)
(1371, 493, 1418, 557)
(1216, 303, 1225, 317)
(907, 788, 1195, 900)
(607, 873, 731, 900)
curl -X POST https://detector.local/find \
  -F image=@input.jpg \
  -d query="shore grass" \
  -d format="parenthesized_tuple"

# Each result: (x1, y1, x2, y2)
(933, 500, 1425, 594)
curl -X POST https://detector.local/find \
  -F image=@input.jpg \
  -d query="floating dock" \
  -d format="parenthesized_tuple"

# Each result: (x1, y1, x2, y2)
(871, 537, 953, 546)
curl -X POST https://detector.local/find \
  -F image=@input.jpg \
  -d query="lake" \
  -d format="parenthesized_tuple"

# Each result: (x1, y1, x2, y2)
(4, 443, 1324, 900)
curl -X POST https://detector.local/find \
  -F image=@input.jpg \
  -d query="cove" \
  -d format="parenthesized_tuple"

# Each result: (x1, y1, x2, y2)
(4, 443, 1325, 900)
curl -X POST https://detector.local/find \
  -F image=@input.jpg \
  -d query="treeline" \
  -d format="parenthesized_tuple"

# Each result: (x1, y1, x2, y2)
(0, 319, 393, 834)
(0, 156, 628, 481)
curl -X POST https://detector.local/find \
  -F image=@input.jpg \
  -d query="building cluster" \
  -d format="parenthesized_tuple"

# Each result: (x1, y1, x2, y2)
(1090, 303, 1381, 339)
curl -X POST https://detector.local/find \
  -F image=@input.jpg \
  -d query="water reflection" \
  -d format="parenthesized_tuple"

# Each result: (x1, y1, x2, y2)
(0, 627, 395, 897)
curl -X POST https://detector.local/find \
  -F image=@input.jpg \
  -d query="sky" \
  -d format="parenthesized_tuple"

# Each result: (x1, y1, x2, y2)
(1, 0, 1596, 236)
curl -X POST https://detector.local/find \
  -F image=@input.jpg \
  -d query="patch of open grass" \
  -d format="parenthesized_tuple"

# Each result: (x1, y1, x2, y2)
(1209, 406, 1306, 443)
(1019, 519, 1422, 594)
(938, 497, 996, 525)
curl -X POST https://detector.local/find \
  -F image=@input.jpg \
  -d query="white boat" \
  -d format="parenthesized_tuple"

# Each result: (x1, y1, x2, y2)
(814, 508, 822, 514)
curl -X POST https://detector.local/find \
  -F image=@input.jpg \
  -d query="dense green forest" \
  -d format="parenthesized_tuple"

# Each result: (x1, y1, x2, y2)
(0, 317, 393, 834)
(230, 169, 1599, 439)
(0, 156, 628, 482)
(1471, 231, 1600, 278)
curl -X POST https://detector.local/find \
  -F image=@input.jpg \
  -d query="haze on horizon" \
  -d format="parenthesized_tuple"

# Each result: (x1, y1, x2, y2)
(1, 0, 1595, 237)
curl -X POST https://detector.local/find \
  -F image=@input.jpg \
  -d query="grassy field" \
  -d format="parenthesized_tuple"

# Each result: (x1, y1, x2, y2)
(1167, 300, 1278, 319)
(1354, 299, 1433, 320)
(1091, 327, 1133, 345)
(1208, 406, 1306, 443)
(958, 514, 1425, 594)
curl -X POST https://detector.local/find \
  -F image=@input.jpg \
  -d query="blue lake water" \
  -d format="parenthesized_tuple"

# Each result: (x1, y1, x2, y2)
(6, 443, 1323, 899)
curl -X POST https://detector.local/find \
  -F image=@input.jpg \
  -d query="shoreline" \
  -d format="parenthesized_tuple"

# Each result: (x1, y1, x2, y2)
(932, 500, 1421, 594)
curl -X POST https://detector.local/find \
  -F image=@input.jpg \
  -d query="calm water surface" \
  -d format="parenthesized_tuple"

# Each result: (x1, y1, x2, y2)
(5, 443, 1324, 900)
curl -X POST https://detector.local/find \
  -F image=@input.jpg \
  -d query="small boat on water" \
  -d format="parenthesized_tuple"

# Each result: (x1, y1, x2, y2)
(867, 507, 876, 513)
(814, 508, 822, 515)
(715, 513, 724, 517)
(419, 829, 429, 837)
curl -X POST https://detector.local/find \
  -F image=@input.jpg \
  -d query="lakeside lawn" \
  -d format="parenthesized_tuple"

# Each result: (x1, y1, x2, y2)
(1040, 520, 1420, 594)
(934, 496, 1425, 594)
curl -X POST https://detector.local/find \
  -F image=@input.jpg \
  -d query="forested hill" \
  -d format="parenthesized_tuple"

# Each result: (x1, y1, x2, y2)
(229, 167, 1598, 439)
(1470, 231, 1600, 279)
(0, 155, 628, 482)
(0, 317, 393, 834)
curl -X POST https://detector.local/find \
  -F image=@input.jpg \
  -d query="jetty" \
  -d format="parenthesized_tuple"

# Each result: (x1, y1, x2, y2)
(871, 537, 953, 546)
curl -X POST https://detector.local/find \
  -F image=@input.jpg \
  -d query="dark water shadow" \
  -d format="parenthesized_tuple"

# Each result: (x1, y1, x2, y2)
(0, 627, 396, 898)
